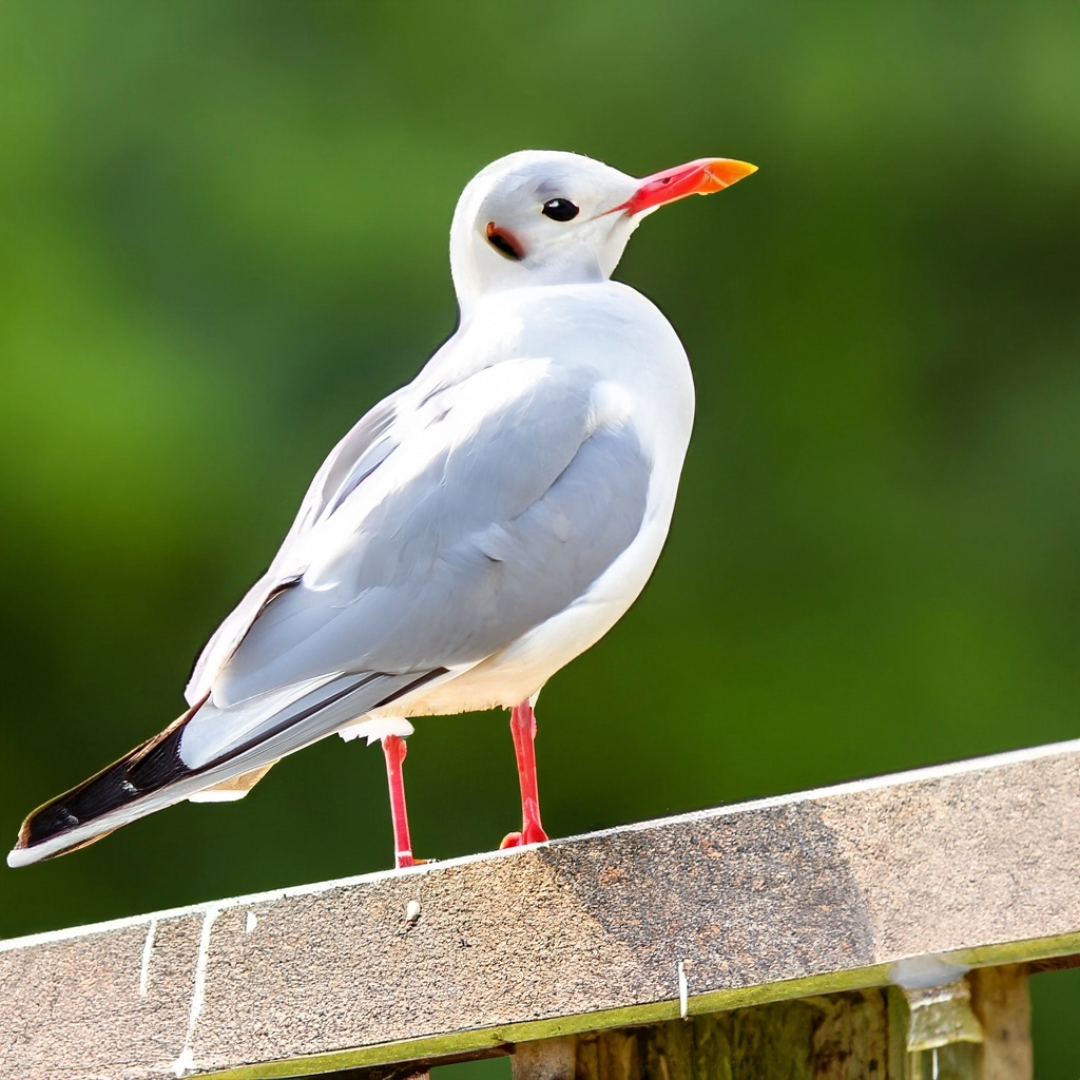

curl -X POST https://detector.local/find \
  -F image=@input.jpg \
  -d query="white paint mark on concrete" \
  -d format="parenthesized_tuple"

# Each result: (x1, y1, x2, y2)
(172, 1047, 195, 1077)
(138, 918, 157, 996)
(245, 911, 257, 933)
(170, 906, 220, 1077)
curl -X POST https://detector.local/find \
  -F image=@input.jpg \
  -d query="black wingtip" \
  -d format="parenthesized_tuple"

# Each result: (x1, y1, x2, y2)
(13, 695, 208, 860)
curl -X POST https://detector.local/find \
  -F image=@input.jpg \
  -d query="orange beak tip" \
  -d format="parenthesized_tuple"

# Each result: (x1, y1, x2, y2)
(703, 159, 758, 192)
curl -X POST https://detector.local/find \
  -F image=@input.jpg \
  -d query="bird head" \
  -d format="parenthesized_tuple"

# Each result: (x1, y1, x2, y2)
(449, 150, 756, 309)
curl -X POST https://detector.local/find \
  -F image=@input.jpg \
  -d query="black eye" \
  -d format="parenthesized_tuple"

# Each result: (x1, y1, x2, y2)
(542, 198, 579, 222)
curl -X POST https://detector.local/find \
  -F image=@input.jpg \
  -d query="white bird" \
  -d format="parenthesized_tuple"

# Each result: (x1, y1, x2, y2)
(8, 149, 756, 869)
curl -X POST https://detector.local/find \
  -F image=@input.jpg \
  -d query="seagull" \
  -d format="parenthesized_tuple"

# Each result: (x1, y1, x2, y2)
(7, 149, 756, 870)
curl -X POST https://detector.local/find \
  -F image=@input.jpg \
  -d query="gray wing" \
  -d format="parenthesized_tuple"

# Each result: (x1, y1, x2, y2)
(186, 383, 413, 701)
(210, 357, 652, 707)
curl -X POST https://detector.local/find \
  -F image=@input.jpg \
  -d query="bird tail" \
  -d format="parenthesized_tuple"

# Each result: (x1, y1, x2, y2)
(7, 668, 448, 868)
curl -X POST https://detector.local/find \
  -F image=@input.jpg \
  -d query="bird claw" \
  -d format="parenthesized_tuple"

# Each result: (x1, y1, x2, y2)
(394, 853, 431, 869)
(499, 824, 549, 850)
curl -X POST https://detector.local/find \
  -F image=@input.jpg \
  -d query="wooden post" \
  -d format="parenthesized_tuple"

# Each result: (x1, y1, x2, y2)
(514, 967, 1030, 1080)
(571, 996, 891, 1080)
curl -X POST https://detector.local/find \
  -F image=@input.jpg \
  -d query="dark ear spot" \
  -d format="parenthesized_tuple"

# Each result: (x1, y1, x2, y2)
(486, 222, 522, 261)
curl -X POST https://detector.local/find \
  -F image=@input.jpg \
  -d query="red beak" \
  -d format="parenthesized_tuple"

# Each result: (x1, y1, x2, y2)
(614, 157, 757, 216)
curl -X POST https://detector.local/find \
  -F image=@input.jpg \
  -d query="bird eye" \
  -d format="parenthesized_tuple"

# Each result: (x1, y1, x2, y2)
(542, 198, 579, 222)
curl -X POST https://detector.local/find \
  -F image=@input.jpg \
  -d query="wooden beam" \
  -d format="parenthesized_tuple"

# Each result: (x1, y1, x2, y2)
(2, 740, 1077, 1079)
(546, 965, 1030, 1080)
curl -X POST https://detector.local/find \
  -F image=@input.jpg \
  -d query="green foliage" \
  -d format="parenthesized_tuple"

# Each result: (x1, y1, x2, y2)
(0, 1, 1077, 1072)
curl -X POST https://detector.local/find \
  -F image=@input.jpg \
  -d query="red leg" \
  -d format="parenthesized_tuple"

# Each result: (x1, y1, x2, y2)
(500, 699, 550, 849)
(382, 734, 415, 869)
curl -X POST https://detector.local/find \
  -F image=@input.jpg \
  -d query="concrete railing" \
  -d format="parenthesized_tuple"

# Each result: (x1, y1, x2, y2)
(4, 739, 1079, 1079)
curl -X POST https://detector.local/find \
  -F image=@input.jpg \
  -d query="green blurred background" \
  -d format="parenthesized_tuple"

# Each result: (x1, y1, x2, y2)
(1, 0, 1077, 1073)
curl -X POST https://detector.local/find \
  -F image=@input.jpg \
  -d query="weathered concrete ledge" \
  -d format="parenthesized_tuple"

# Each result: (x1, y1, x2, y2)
(3, 739, 1079, 1080)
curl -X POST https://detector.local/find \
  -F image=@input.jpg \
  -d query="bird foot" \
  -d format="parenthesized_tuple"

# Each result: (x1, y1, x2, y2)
(499, 823, 549, 850)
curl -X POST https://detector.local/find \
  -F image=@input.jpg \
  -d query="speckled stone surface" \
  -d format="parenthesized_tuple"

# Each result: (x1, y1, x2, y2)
(2, 740, 1077, 1079)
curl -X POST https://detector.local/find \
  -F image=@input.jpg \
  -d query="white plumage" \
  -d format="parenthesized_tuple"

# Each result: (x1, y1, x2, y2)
(9, 149, 755, 868)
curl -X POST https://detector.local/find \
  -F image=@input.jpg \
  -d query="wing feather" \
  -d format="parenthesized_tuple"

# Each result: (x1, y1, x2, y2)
(211, 360, 651, 706)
